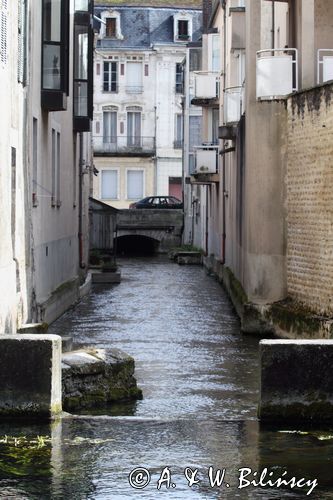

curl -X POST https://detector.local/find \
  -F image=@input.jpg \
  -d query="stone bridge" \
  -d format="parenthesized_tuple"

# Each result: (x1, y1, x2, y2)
(116, 209, 183, 253)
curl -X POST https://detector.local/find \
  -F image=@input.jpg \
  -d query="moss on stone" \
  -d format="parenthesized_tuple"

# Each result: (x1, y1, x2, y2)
(269, 299, 333, 338)
(260, 401, 333, 422)
(223, 266, 248, 306)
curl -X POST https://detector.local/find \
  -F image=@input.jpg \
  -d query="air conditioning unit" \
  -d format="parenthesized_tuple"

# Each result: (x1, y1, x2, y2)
(195, 149, 218, 174)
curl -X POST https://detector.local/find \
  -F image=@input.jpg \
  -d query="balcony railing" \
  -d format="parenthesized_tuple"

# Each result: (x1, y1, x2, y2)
(93, 136, 156, 155)
(193, 144, 219, 175)
(317, 49, 333, 84)
(102, 85, 144, 94)
(193, 72, 220, 100)
(256, 48, 298, 99)
(224, 86, 244, 124)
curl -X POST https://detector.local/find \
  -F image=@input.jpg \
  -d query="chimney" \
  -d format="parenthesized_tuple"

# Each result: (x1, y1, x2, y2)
(202, 0, 213, 34)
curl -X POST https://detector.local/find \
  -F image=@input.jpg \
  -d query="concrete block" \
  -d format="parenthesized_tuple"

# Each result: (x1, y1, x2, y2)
(259, 340, 333, 422)
(0, 335, 62, 419)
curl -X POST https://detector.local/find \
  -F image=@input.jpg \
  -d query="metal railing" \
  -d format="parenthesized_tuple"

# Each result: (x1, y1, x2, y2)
(256, 48, 298, 99)
(193, 71, 220, 100)
(102, 85, 144, 94)
(224, 86, 244, 124)
(317, 49, 333, 84)
(93, 136, 156, 154)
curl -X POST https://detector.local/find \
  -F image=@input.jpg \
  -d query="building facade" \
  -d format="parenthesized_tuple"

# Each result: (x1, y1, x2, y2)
(184, 0, 333, 337)
(92, 3, 202, 209)
(0, 0, 94, 331)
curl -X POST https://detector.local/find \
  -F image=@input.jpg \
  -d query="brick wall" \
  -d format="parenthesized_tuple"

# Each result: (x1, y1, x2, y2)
(286, 84, 333, 315)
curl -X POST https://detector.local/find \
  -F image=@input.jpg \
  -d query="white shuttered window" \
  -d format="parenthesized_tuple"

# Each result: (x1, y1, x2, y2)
(127, 170, 143, 200)
(101, 170, 118, 200)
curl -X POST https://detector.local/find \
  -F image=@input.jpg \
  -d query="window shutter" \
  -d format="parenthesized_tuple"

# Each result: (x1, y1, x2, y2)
(101, 170, 118, 199)
(1, 0, 8, 66)
(127, 170, 143, 200)
(17, 0, 26, 83)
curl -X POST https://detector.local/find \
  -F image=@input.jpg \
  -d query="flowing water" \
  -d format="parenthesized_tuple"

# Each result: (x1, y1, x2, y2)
(0, 257, 333, 499)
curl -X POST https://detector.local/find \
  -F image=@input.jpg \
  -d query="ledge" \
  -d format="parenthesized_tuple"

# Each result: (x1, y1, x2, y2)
(191, 173, 220, 183)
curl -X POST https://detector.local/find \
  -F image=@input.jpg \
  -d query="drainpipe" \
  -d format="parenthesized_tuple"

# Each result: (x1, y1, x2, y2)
(205, 186, 209, 255)
(271, 0, 275, 51)
(78, 132, 86, 269)
(154, 106, 157, 194)
(191, 194, 195, 246)
(221, 2, 227, 265)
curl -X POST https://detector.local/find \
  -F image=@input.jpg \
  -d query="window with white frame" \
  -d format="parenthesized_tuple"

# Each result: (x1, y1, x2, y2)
(127, 170, 143, 200)
(103, 61, 118, 92)
(101, 170, 118, 200)
(100, 10, 122, 39)
(127, 111, 141, 147)
(174, 114, 183, 149)
(51, 128, 61, 207)
(103, 110, 117, 144)
(174, 13, 192, 42)
(211, 34, 220, 72)
(175, 63, 184, 93)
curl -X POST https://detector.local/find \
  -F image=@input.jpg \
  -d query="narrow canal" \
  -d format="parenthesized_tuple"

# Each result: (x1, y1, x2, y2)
(0, 257, 333, 499)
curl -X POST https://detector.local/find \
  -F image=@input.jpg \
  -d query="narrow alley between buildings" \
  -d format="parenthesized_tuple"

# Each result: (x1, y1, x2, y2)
(0, 257, 332, 498)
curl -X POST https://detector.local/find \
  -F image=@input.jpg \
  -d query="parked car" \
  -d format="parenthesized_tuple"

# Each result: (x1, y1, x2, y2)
(129, 196, 183, 209)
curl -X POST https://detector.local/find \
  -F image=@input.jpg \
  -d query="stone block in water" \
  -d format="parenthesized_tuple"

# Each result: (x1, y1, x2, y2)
(0, 334, 62, 419)
(259, 339, 333, 422)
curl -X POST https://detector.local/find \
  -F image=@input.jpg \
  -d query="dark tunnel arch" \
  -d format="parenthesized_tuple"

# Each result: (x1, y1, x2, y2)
(115, 235, 160, 256)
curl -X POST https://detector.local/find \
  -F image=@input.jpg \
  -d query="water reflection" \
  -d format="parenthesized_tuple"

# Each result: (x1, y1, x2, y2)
(0, 257, 332, 498)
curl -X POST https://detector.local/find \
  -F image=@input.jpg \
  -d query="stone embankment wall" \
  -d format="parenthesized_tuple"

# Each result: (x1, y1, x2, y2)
(286, 84, 333, 316)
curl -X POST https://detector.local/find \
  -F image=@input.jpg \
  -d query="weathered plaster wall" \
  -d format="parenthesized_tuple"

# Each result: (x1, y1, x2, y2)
(0, 0, 27, 332)
(286, 83, 333, 316)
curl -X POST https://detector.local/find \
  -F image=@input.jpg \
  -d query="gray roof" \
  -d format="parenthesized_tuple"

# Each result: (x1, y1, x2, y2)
(95, 6, 202, 49)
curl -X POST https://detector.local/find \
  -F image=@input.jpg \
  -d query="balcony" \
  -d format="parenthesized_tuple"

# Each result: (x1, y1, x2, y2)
(224, 86, 244, 124)
(93, 136, 156, 156)
(256, 48, 298, 100)
(317, 49, 333, 84)
(192, 144, 219, 182)
(102, 85, 144, 94)
(192, 72, 220, 106)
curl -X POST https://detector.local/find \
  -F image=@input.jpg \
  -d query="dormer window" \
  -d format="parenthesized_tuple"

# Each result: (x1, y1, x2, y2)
(178, 20, 189, 40)
(106, 17, 116, 37)
(100, 10, 123, 40)
(174, 13, 192, 42)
